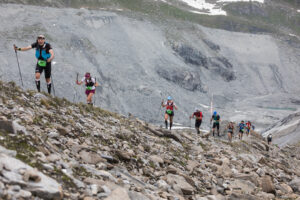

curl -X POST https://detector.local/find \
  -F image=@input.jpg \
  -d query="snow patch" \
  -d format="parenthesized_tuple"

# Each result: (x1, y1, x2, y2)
(289, 33, 297, 37)
(297, 10, 300, 13)
(218, 0, 264, 3)
(179, 0, 264, 15)
(262, 119, 300, 137)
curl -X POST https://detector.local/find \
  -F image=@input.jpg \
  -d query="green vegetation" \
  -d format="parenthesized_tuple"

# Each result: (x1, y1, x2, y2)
(224, 2, 300, 35)
(11, 0, 299, 35)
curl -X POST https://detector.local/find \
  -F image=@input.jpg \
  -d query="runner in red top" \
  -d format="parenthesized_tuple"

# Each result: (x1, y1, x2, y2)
(190, 108, 203, 135)
(161, 96, 178, 130)
(246, 121, 251, 136)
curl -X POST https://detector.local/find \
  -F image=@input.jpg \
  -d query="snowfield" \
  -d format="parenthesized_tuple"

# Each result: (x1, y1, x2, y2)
(179, 0, 264, 15)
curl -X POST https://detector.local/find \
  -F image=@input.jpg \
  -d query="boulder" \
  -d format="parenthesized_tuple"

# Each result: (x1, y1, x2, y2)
(115, 150, 131, 161)
(261, 175, 275, 194)
(79, 150, 106, 164)
(166, 174, 194, 195)
(0, 153, 62, 200)
(103, 187, 130, 200)
(0, 120, 27, 135)
(289, 177, 300, 193)
(149, 155, 164, 165)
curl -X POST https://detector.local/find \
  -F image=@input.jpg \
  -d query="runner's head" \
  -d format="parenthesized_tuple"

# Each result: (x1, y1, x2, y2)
(195, 108, 199, 112)
(241, 120, 244, 123)
(85, 72, 91, 79)
(167, 96, 172, 101)
(37, 35, 45, 46)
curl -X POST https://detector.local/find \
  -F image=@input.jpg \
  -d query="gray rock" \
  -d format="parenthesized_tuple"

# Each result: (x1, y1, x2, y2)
(289, 177, 300, 193)
(0, 145, 17, 157)
(79, 150, 106, 164)
(103, 187, 130, 200)
(0, 153, 62, 200)
(166, 174, 194, 195)
(0, 120, 27, 135)
(128, 191, 151, 200)
(46, 154, 61, 163)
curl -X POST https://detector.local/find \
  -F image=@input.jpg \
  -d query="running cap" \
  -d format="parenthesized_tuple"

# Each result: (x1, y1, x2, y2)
(37, 35, 45, 39)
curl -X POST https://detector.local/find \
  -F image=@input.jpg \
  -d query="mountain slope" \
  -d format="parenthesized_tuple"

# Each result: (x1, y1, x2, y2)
(1, 3, 299, 131)
(263, 111, 300, 147)
(0, 80, 300, 199)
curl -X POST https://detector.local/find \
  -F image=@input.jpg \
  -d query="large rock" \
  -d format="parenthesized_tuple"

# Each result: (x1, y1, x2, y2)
(0, 145, 16, 157)
(289, 177, 300, 193)
(0, 153, 62, 200)
(0, 120, 27, 135)
(261, 175, 275, 194)
(166, 174, 194, 195)
(149, 155, 164, 165)
(103, 187, 130, 200)
(115, 150, 131, 161)
(228, 179, 256, 194)
(79, 150, 106, 164)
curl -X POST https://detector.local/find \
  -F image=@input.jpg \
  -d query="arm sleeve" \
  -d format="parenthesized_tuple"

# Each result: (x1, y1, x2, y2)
(91, 78, 96, 83)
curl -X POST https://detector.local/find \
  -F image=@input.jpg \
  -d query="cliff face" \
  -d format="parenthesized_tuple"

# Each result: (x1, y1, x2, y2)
(263, 111, 300, 147)
(0, 3, 299, 131)
(0, 80, 300, 199)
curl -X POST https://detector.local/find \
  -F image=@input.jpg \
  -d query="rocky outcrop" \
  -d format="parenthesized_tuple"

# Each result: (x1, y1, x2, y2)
(0, 81, 299, 199)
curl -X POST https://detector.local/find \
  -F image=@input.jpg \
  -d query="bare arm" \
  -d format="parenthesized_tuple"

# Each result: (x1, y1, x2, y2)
(47, 49, 54, 62)
(76, 80, 83, 85)
(95, 82, 99, 87)
(14, 44, 32, 51)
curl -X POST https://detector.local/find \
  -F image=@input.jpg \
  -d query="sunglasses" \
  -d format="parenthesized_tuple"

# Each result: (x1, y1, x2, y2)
(37, 37, 45, 40)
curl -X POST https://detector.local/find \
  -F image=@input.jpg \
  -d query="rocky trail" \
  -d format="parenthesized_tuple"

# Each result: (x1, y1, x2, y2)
(0, 80, 300, 200)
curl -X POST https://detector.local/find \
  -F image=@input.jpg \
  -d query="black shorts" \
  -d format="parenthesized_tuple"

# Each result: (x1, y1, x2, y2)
(165, 111, 174, 116)
(267, 137, 272, 142)
(239, 129, 244, 134)
(35, 62, 51, 79)
(213, 123, 219, 130)
(195, 120, 202, 128)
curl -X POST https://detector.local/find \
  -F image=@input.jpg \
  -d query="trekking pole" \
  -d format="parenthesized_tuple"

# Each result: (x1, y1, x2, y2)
(73, 73, 79, 102)
(94, 77, 96, 106)
(157, 99, 163, 119)
(51, 74, 55, 96)
(13, 44, 24, 86)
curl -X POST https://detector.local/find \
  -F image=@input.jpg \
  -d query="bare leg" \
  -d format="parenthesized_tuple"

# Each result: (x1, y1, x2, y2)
(87, 93, 94, 104)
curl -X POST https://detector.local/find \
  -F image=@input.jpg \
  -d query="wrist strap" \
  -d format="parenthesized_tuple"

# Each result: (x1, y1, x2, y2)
(18, 48, 21, 51)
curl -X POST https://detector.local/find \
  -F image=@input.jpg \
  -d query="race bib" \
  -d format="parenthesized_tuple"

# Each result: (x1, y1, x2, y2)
(38, 60, 47, 67)
(86, 86, 93, 90)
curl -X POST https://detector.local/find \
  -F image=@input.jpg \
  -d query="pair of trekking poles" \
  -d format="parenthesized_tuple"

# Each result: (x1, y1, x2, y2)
(74, 72, 97, 105)
(13, 46, 56, 96)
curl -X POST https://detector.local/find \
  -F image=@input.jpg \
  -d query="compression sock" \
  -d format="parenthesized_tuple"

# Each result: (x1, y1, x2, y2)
(170, 122, 172, 130)
(35, 80, 40, 92)
(165, 120, 168, 129)
(47, 82, 51, 94)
